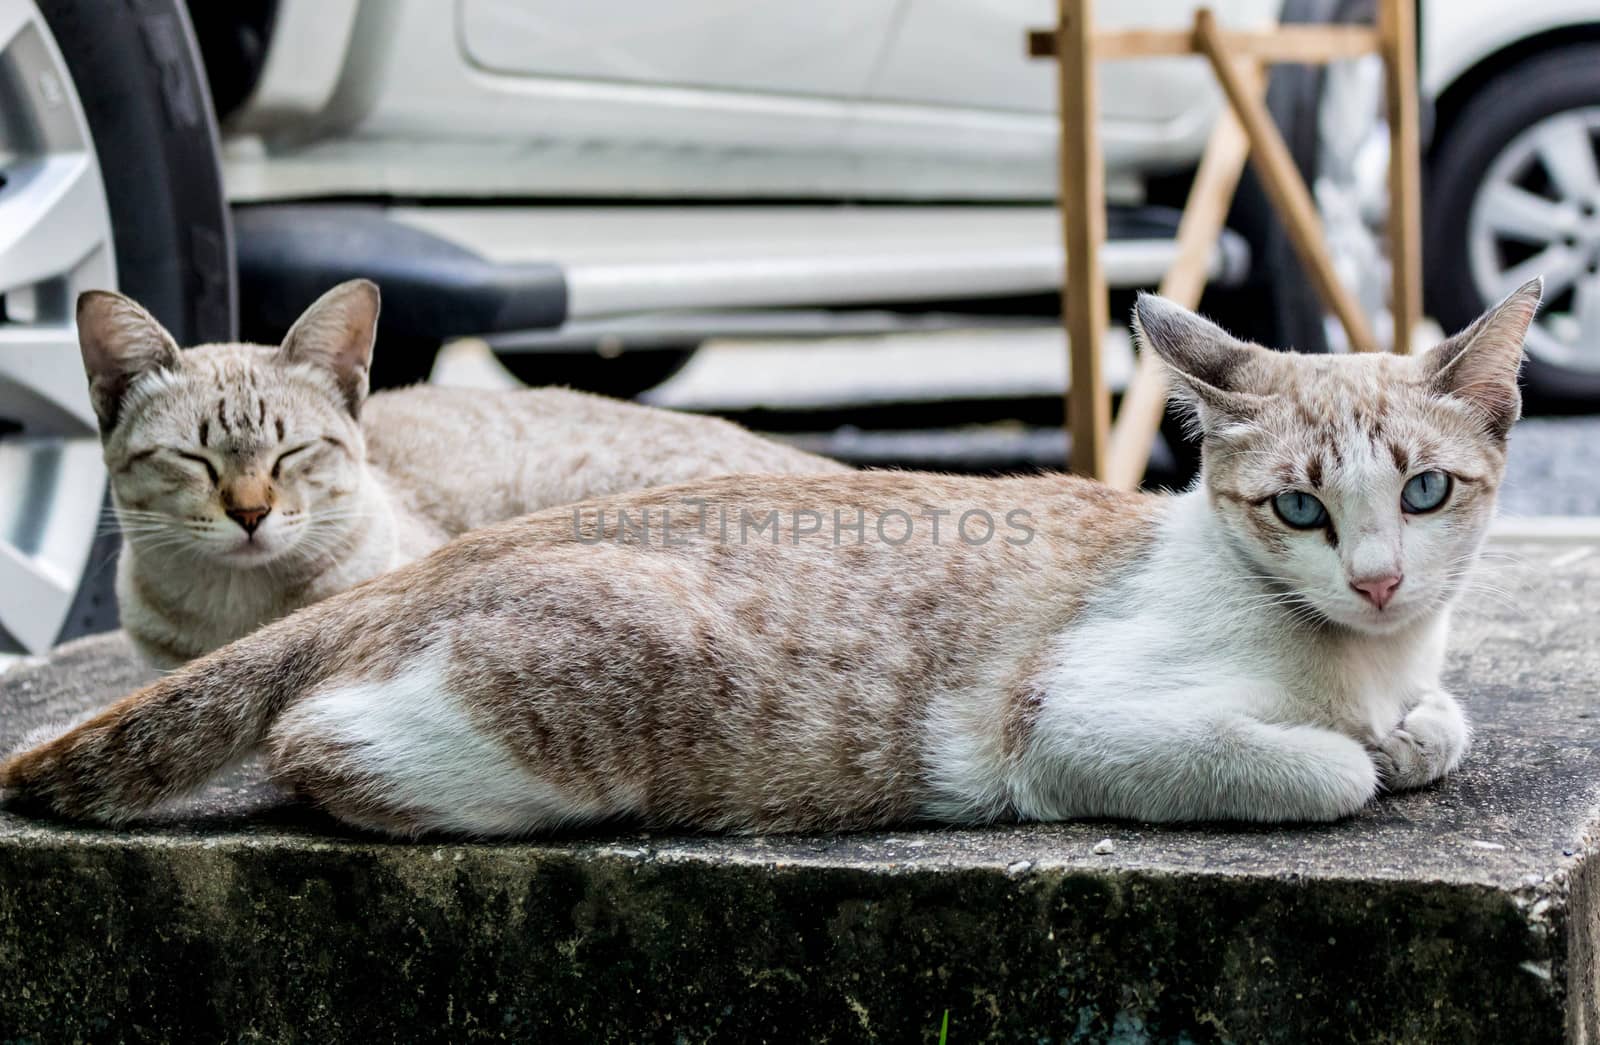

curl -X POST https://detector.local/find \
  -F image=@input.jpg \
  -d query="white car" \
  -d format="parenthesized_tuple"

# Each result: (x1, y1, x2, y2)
(3, 0, 1597, 653)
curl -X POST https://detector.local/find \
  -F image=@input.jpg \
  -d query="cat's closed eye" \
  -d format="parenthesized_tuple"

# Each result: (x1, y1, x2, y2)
(272, 443, 317, 478)
(174, 451, 218, 483)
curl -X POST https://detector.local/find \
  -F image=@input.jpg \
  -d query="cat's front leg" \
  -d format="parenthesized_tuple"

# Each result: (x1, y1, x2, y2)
(1010, 701, 1383, 823)
(1369, 690, 1470, 792)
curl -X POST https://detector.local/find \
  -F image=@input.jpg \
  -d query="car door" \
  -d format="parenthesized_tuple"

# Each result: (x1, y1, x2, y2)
(458, 0, 899, 100)
(224, 0, 908, 199)
(860, 0, 1282, 179)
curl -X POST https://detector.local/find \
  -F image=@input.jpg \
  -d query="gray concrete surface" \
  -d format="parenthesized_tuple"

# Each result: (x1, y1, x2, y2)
(1503, 417, 1600, 517)
(1, 538, 1598, 1041)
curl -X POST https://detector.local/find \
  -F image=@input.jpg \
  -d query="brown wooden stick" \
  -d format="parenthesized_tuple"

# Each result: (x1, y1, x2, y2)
(1193, 8, 1379, 353)
(1104, 66, 1260, 491)
(1028, 24, 1379, 61)
(1057, 0, 1110, 478)
(1379, 0, 1422, 354)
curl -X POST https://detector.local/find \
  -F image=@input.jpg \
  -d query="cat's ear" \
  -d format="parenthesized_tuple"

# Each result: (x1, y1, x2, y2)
(1131, 293, 1265, 432)
(1420, 277, 1540, 440)
(279, 280, 379, 416)
(76, 291, 181, 433)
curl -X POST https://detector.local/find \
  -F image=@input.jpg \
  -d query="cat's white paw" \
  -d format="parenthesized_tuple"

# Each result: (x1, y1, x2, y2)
(1371, 691, 1469, 792)
(1313, 737, 1384, 820)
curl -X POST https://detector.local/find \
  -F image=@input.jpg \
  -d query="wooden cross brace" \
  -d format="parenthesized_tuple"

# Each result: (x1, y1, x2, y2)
(1029, 1, 1422, 487)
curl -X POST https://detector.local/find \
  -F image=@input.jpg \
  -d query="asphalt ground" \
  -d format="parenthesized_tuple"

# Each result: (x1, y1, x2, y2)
(1500, 415, 1600, 517)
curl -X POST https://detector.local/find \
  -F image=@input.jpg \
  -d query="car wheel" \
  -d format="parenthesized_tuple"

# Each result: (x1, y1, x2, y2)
(1426, 45, 1600, 406)
(1155, 0, 1387, 482)
(1213, 0, 1392, 356)
(493, 348, 696, 400)
(367, 335, 446, 390)
(0, 0, 235, 653)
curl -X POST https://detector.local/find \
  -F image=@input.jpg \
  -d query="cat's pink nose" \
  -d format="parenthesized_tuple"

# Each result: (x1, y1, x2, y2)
(227, 505, 270, 535)
(1350, 574, 1402, 609)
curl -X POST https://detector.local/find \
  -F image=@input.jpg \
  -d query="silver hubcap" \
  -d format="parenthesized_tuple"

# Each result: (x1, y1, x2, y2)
(0, 2, 116, 653)
(1469, 107, 1600, 375)
(1314, 52, 1394, 351)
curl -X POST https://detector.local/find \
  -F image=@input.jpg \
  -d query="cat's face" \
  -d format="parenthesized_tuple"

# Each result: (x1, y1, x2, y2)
(1136, 282, 1539, 636)
(78, 281, 381, 568)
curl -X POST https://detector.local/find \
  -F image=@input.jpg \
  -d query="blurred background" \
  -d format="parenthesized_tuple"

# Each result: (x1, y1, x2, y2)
(3, 0, 1599, 655)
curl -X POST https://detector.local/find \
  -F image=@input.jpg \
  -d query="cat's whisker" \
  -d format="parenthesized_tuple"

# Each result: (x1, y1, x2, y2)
(1449, 577, 1526, 607)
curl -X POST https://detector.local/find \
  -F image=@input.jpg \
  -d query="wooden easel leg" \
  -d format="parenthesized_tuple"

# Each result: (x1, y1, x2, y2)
(1193, 8, 1380, 353)
(1379, 0, 1422, 354)
(1104, 68, 1259, 491)
(1057, 0, 1110, 479)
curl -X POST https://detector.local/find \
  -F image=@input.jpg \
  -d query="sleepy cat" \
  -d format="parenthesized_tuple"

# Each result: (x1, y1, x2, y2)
(3, 281, 1540, 833)
(79, 280, 845, 665)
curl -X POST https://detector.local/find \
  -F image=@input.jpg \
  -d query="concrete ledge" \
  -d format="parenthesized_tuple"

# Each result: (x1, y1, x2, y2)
(1492, 516, 1600, 543)
(2, 539, 1598, 1042)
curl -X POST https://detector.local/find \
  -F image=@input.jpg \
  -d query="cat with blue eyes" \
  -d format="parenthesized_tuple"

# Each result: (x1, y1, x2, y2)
(2, 284, 1540, 833)
(1274, 471, 1450, 531)
(1269, 470, 1452, 608)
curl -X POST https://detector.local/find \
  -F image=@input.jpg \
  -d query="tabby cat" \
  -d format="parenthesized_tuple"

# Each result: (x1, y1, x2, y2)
(79, 280, 844, 665)
(4, 281, 1540, 834)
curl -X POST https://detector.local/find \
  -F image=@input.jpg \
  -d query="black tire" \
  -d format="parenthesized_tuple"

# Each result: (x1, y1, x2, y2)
(494, 348, 696, 400)
(1425, 45, 1600, 407)
(369, 335, 445, 390)
(37, 0, 237, 642)
(1156, 0, 1377, 484)
(1212, 0, 1383, 355)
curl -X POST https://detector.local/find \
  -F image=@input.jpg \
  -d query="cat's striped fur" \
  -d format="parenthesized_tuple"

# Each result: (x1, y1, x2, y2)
(2, 282, 1540, 834)
(79, 281, 845, 665)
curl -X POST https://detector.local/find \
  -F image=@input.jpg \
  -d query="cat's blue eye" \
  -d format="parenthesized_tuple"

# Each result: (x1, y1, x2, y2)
(1402, 470, 1451, 513)
(1271, 490, 1328, 529)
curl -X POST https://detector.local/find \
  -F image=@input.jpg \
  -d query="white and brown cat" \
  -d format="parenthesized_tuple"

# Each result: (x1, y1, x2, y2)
(4, 281, 1540, 834)
(80, 280, 845, 665)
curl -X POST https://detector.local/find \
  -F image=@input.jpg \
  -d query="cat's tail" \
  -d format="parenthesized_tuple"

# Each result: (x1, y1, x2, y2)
(0, 614, 335, 824)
